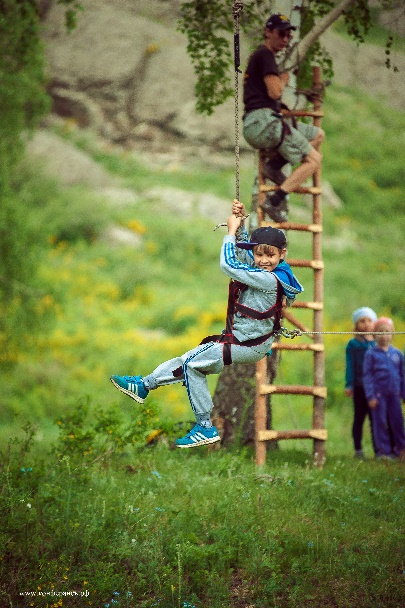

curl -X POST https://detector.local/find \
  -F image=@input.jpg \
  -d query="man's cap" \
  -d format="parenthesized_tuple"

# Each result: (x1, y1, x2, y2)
(236, 226, 287, 250)
(352, 306, 377, 325)
(265, 14, 296, 31)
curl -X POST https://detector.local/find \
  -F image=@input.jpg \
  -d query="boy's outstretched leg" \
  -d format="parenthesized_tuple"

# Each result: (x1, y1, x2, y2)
(110, 344, 222, 448)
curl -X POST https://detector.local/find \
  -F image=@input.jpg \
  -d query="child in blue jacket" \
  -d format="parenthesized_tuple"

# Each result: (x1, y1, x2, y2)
(345, 307, 377, 458)
(363, 317, 405, 459)
(110, 200, 303, 448)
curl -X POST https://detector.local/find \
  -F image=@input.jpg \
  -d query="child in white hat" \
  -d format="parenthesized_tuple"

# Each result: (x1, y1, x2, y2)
(345, 307, 377, 458)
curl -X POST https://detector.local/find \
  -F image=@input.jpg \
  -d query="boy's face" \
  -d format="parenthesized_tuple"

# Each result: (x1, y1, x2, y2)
(374, 323, 393, 348)
(253, 244, 285, 271)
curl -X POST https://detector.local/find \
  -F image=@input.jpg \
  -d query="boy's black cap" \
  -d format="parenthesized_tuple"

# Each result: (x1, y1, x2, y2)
(236, 227, 287, 250)
(265, 14, 296, 31)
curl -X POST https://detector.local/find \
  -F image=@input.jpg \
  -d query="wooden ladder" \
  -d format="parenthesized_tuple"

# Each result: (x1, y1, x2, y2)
(255, 67, 327, 467)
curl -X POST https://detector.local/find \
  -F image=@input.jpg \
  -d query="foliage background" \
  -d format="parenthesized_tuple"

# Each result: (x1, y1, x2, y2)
(1, 79, 404, 437)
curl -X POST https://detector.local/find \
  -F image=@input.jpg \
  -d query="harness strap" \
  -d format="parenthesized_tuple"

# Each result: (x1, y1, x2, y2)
(273, 118, 291, 151)
(199, 330, 275, 366)
(225, 280, 246, 333)
(272, 103, 298, 151)
(235, 299, 282, 320)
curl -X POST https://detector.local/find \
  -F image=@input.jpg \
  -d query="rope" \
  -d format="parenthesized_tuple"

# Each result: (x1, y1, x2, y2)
(274, 328, 405, 339)
(213, 214, 250, 231)
(232, 1, 243, 201)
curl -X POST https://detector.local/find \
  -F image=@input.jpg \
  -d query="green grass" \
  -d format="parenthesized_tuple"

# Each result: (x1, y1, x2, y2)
(1, 425, 404, 607)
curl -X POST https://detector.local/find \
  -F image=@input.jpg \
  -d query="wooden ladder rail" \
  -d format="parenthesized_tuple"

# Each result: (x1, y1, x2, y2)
(255, 66, 327, 467)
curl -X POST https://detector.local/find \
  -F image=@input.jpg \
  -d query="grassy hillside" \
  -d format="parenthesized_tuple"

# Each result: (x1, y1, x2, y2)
(1, 82, 404, 450)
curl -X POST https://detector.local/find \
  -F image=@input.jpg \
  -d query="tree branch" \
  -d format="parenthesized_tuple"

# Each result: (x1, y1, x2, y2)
(282, 0, 358, 71)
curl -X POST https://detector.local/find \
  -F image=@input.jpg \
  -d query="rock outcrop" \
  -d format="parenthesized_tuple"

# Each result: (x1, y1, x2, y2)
(40, 0, 404, 151)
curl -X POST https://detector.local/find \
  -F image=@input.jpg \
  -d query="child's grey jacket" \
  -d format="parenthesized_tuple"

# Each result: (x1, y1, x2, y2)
(220, 228, 303, 343)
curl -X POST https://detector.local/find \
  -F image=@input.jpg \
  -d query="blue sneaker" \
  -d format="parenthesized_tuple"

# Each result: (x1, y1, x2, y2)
(175, 424, 220, 449)
(110, 374, 148, 403)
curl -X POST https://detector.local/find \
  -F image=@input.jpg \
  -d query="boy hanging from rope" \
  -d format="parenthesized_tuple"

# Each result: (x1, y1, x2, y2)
(110, 200, 303, 448)
(243, 13, 325, 223)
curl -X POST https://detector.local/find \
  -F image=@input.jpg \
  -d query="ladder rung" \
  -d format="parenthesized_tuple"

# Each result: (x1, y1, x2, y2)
(259, 384, 327, 398)
(281, 110, 324, 118)
(291, 301, 323, 310)
(272, 343, 324, 352)
(261, 221, 322, 233)
(259, 184, 322, 195)
(286, 258, 324, 269)
(258, 429, 328, 441)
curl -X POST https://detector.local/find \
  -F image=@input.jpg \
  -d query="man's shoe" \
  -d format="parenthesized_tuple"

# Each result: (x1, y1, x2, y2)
(262, 162, 287, 185)
(110, 374, 148, 403)
(175, 424, 221, 449)
(260, 192, 289, 223)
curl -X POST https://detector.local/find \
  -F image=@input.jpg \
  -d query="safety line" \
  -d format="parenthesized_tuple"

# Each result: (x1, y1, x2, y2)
(276, 328, 405, 338)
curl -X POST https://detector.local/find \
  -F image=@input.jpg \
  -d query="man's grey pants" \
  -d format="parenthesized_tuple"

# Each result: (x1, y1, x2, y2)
(143, 340, 273, 418)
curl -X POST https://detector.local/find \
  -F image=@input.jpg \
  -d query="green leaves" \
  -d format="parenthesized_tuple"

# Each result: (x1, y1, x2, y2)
(178, 1, 234, 114)
(179, 1, 400, 113)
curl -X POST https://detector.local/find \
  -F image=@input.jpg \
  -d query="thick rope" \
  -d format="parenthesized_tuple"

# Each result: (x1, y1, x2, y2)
(232, 1, 243, 201)
(213, 2, 244, 232)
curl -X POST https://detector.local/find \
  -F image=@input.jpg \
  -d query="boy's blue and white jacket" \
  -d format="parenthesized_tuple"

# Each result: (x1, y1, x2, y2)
(220, 228, 303, 343)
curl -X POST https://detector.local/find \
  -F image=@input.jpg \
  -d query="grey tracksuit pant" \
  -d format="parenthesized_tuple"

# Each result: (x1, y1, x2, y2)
(143, 339, 273, 418)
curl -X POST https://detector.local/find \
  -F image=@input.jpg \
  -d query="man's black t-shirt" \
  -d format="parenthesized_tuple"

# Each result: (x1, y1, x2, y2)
(243, 45, 281, 113)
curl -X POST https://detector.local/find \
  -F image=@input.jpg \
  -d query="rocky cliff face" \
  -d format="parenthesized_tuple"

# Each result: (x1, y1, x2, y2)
(41, 0, 241, 151)
(41, 0, 404, 152)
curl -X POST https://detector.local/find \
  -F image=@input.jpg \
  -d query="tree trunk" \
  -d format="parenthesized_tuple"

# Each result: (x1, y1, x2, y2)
(282, 0, 358, 71)
(212, 348, 280, 447)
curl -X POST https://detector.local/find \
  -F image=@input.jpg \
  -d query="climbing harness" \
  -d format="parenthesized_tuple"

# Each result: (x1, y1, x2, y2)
(199, 278, 284, 366)
(171, 278, 283, 377)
